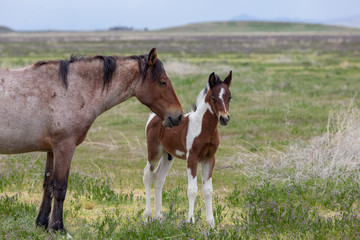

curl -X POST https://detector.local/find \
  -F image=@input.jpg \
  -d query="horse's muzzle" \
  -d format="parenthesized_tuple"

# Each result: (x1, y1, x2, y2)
(220, 115, 230, 126)
(163, 112, 183, 128)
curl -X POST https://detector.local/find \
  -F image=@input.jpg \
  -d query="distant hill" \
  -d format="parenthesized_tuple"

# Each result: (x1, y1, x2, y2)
(232, 14, 360, 29)
(325, 15, 360, 29)
(159, 21, 360, 33)
(0, 26, 13, 33)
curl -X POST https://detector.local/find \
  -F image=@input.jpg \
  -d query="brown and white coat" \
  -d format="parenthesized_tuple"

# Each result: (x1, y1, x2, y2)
(144, 71, 232, 227)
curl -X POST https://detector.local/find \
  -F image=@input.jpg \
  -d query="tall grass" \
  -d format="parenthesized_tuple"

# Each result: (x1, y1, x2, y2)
(225, 103, 360, 238)
(233, 102, 360, 183)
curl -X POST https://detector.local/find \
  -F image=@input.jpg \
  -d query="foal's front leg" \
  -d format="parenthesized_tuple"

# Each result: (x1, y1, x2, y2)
(153, 153, 174, 219)
(186, 156, 198, 224)
(201, 158, 215, 228)
(143, 160, 154, 221)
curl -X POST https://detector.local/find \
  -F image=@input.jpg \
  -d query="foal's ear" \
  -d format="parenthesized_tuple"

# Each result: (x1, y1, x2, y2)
(209, 72, 217, 89)
(224, 70, 232, 86)
(148, 48, 158, 66)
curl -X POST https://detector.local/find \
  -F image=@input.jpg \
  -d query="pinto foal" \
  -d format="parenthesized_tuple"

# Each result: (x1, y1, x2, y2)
(144, 71, 232, 227)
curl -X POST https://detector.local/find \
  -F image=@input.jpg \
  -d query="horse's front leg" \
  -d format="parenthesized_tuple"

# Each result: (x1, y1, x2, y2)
(153, 152, 174, 220)
(49, 140, 76, 235)
(36, 152, 54, 228)
(201, 157, 215, 228)
(186, 155, 198, 224)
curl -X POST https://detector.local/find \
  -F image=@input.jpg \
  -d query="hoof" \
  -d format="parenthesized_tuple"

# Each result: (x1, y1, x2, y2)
(154, 212, 164, 221)
(207, 218, 215, 228)
(65, 233, 73, 239)
(49, 220, 67, 235)
(186, 215, 195, 224)
(35, 220, 48, 230)
(51, 231, 72, 239)
(35, 215, 49, 229)
(144, 210, 152, 222)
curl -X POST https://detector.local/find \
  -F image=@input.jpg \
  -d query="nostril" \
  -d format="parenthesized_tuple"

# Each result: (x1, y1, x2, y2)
(220, 115, 230, 125)
(178, 114, 183, 122)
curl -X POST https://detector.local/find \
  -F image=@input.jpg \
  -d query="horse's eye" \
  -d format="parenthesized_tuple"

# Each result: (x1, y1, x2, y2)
(212, 96, 216, 103)
(229, 96, 232, 101)
(159, 80, 167, 86)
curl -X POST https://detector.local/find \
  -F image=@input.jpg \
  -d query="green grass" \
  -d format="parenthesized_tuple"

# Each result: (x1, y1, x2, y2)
(1, 28, 360, 239)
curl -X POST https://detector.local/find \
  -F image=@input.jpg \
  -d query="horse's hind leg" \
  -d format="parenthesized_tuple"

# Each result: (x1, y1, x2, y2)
(49, 140, 76, 234)
(153, 152, 174, 219)
(36, 152, 54, 228)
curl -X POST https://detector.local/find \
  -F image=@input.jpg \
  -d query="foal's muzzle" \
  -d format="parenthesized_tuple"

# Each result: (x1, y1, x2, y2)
(220, 115, 230, 126)
(163, 112, 183, 128)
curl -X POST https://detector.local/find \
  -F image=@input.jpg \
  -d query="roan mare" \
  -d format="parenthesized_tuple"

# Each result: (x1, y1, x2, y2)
(0, 48, 183, 234)
(144, 71, 232, 227)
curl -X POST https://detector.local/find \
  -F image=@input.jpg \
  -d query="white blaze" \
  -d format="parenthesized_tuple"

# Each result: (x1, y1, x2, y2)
(219, 88, 226, 112)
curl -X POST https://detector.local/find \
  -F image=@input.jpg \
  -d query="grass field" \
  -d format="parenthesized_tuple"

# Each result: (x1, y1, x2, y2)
(1, 22, 360, 239)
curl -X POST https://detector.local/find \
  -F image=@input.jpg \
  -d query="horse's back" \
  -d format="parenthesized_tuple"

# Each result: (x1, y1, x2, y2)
(0, 66, 90, 153)
(0, 68, 51, 153)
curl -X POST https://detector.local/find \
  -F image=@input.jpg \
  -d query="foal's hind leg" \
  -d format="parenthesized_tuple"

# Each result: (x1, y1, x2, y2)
(49, 140, 76, 234)
(187, 155, 199, 224)
(153, 152, 174, 219)
(201, 158, 215, 228)
(143, 160, 155, 221)
(36, 152, 54, 228)
(143, 147, 162, 221)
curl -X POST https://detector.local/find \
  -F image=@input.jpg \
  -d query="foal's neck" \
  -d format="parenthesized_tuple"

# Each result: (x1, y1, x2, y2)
(193, 92, 218, 131)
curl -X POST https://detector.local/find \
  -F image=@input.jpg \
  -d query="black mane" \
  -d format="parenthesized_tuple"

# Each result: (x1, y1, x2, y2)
(94, 55, 117, 91)
(34, 53, 164, 90)
(143, 56, 163, 82)
(129, 54, 164, 82)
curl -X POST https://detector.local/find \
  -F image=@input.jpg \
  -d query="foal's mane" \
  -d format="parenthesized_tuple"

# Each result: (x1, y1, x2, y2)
(33, 53, 164, 90)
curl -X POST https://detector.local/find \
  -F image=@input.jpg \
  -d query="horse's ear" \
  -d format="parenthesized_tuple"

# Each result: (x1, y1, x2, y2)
(224, 70, 232, 86)
(209, 72, 217, 89)
(148, 48, 158, 66)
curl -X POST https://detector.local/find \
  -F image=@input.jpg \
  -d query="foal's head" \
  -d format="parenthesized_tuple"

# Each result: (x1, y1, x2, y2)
(135, 48, 183, 128)
(207, 71, 232, 126)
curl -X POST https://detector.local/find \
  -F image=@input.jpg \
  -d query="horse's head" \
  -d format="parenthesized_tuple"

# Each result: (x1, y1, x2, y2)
(135, 48, 183, 128)
(207, 71, 232, 126)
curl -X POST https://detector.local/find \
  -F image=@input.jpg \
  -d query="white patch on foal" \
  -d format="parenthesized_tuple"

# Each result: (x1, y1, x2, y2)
(175, 150, 185, 156)
(201, 161, 215, 227)
(186, 86, 213, 159)
(145, 113, 156, 136)
(187, 168, 198, 223)
(219, 87, 227, 112)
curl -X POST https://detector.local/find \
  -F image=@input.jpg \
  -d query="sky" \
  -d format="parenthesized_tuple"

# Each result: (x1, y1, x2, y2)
(0, 0, 359, 31)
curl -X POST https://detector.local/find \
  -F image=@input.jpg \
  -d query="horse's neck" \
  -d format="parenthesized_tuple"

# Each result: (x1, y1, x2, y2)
(82, 59, 140, 117)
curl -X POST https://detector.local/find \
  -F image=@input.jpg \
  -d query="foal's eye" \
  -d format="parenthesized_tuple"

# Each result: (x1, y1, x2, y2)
(229, 96, 232, 101)
(159, 80, 167, 86)
(212, 96, 216, 103)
